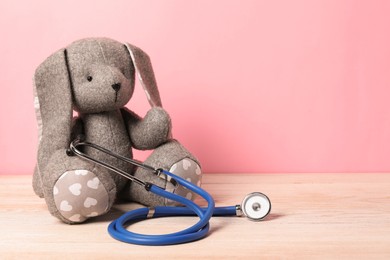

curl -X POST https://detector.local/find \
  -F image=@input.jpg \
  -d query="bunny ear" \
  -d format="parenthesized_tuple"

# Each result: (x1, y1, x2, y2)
(34, 49, 73, 170)
(124, 43, 162, 107)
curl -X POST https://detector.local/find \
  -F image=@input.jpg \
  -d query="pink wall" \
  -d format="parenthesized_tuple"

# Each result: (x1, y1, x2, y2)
(1, 0, 390, 174)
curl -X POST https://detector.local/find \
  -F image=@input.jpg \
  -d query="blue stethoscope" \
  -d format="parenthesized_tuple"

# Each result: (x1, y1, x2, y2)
(69, 137, 271, 246)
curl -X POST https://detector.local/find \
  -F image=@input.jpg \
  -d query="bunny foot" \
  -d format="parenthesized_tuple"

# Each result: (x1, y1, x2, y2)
(164, 158, 202, 206)
(122, 140, 202, 207)
(52, 170, 113, 223)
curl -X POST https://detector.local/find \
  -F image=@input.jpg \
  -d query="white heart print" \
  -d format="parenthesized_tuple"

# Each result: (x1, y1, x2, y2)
(69, 183, 82, 196)
(186, 192, 193, 200)
(69, 214, 81, 222)
(75, 170, 89, 176)
(182, 159, 192, 170)
(60, 200, 72, 212)
(87, 212, 99, 217)
(87, 177, 99, 189)
(84, 197, 98, 208)
(195, 165, 201, 175)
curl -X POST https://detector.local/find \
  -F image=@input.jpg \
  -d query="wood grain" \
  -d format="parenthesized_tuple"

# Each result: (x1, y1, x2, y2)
(1, 174, 389, 259)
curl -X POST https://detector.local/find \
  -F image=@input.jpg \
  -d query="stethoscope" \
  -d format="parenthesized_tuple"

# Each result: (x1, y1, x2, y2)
(69, 137, 271, 246)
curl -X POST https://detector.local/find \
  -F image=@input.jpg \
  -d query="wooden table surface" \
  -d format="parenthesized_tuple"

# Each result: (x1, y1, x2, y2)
(1, 173, 389, 259)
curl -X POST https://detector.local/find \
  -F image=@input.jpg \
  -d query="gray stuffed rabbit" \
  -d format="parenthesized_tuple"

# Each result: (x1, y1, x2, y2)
(33, 37, 202, 224)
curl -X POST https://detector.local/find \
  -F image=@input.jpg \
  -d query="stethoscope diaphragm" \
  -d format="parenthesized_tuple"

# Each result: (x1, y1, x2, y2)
(240, 192, 271, 221)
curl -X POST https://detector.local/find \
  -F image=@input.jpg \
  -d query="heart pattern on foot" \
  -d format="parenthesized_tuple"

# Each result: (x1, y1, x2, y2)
(165, 158, 202, 206)
(53, 170, 109, 223)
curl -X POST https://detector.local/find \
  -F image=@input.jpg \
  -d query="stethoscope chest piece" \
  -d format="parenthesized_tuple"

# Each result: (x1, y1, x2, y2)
(239, 192, 271, 221)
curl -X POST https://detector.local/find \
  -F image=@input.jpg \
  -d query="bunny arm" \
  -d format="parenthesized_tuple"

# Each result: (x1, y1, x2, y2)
(121, 107, 172, 150)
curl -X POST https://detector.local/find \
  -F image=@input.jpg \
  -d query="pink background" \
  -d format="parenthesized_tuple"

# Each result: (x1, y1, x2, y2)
(1, 0, 390, 174)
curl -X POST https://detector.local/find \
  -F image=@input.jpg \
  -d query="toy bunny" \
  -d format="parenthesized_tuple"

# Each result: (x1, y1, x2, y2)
(32, 37, 202, 224)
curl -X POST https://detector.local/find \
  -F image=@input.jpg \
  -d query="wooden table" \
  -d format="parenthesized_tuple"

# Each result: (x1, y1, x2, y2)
(1, 174, 389, 259)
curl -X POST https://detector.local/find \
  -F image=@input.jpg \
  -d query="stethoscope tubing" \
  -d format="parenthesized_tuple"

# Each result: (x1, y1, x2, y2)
(108, 170, 233, 245)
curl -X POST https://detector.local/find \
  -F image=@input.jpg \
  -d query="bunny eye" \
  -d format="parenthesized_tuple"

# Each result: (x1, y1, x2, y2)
(87, 76, 93, 82)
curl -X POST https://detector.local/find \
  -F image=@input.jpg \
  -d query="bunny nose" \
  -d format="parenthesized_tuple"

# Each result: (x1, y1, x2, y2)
(111, 83, 121, 92)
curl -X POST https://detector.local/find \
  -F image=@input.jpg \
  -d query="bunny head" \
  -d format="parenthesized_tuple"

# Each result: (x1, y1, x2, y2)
(34, 37, 162, 169)
(67, 38, 135, 113)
